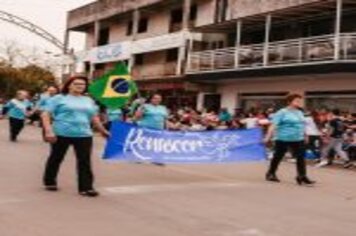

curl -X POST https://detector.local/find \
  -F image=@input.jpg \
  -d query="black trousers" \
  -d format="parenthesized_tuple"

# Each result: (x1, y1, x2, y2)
(43, 136, 94, 192)
(268, 141, 307, 177)
(9, 117, 25, 141)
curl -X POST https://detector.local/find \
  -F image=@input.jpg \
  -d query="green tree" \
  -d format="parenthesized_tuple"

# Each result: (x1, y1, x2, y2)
(0, 64, 56, 99)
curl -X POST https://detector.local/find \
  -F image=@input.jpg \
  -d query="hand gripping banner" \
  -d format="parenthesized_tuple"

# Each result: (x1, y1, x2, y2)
(103, 122, 266, 164)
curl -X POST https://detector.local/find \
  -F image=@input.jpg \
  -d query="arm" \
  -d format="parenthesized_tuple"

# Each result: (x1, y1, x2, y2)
(0, 102, 12, 119)
(264, 124, 275, 143)
(41, 111, 57, 143)
(92, 115, 110, 138)
(134, 106, 144, 121)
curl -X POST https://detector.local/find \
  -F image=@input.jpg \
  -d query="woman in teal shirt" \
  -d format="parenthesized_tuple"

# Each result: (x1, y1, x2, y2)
(135, 94, 168, 130)
(41, 76, 109, 197)
(265, 94, 315, 186)
(1, 90, 32, 142)
(135, 94, 168, 166)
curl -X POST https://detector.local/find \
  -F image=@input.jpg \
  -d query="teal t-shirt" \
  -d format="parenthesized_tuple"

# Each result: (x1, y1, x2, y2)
(45, 94, 99, 137)
(273, 108, 305, 142)
(37, 93, 51, 111)
(219, 111, 232, 122)
(137, 104, 168, 130)
(5, 99, 32, 120)
(107, 108, 123, 122)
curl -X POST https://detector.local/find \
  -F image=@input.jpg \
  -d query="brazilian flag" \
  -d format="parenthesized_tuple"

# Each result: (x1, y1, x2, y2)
(89, 63, 138, 109)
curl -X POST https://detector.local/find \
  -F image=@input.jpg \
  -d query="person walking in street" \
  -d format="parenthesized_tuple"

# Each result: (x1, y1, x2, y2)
(0, 90, 33, 142)
(134, 93, 168, 166)
(316, 109, 351, 168)
(264, 94, 315, 186)
(41, 76, 109, 197)
(30, 85, 59, 127)
(305, 111, 322, 160)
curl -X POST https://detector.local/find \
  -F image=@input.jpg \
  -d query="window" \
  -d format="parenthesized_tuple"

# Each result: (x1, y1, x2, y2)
(215, 0, 228, 23)
(135, 54, 144, 65)
(98, 28, 109, 46)
(127, 21, 133, 36)
(211, 42, 218, 50)
(138, 18, 148, 33)
(95, 63, 105, 70)
(171, 8, 183, 24)
(166, 48, 179, 62)
(190, 5, 197, 21)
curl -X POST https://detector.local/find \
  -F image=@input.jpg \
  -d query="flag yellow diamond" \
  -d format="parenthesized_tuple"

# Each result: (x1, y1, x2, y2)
(102, 75, 132, 98)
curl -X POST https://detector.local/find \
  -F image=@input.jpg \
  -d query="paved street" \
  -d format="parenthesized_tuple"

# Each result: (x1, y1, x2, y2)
(0, 120, 355, 236)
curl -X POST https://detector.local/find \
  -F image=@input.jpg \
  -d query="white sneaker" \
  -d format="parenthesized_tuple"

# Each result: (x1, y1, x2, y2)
(315, 160, 329, 168)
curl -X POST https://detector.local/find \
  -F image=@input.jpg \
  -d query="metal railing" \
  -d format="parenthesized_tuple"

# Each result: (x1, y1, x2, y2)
(187, 33, 356, 73)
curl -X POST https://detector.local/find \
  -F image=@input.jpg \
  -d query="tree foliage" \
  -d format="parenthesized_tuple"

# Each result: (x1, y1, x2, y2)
(0, 63, 56, 98)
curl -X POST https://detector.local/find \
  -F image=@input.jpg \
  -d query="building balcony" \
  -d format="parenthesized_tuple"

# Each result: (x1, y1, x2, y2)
(187, 33, 356, 74)
(133, 62, 178, 80)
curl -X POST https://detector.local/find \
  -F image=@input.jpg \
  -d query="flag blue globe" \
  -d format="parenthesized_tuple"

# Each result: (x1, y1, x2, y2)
(111, 78, 129, 94)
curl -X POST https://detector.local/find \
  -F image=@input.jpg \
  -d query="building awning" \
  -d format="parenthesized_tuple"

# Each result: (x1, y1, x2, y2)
(187, 62, 356, 81)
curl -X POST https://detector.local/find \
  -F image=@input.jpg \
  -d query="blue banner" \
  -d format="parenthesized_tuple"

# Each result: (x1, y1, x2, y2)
(103, 122, 266, 163)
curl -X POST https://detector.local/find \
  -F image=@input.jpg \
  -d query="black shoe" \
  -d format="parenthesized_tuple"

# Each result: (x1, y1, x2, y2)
(296, 176, 315, 186)
(151, 162, 165, 167)
(265, 173, 280, 182)
(44, 185, 58, 191)
(10, 137, 17, 142)
(79, 190, 100, 197)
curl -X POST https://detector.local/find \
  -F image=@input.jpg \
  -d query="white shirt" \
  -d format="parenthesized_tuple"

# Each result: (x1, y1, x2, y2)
(242, 118, 259, 129)
(305, 116, 321, 136)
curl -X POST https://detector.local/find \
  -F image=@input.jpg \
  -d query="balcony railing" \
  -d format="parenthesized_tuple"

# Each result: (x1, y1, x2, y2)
(187, 33, 356, 73)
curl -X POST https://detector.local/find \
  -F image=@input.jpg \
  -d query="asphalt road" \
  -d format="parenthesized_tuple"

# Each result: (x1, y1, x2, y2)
(0, 120, 355, 236)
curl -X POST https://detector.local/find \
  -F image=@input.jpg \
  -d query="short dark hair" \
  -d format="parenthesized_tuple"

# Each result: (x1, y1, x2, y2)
(286, 93, 303, 105)
(332, 108, 341, 116)
(61, 76, 89, 95)
(147, 93, 162, 103)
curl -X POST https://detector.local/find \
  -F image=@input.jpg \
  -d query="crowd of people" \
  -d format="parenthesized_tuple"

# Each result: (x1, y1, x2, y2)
(0, 76, 355, 196)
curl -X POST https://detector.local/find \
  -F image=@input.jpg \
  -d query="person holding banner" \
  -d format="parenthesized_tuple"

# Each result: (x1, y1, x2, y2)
(105, 108, 123, 130)
(0, 90, 33, 142)
(264, 94, 315, 186)
(41, 76, 109, 197)
(134, 93, 168, 166)
(135, 94, 168, 130)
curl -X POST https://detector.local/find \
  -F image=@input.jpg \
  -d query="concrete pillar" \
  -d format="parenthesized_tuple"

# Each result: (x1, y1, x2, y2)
(334, 0, 343, 60)
(61, 29, 71, 83)
(263, 14, 272, 66)
(132, 8, 140, 40)
(234, 20, 242, 68)
(196, 92, 205, 111)
(63, 30, 70, 54)
(220, 89, 238, 114)
(130, 8, 140, 72)
(93, 20, 101, 47)
(177, 0, 192, 75)
(182, 0, 192, 30)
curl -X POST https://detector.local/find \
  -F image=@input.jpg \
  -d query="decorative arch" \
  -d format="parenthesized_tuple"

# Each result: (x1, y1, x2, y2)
(0, 10, 65, 51)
